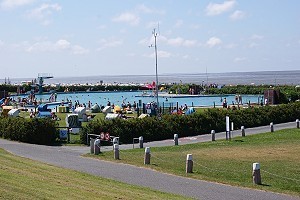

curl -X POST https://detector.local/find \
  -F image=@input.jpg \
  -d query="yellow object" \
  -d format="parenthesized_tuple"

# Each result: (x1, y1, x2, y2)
(114, 105, 121, 113)
(2, 106, 13, 117)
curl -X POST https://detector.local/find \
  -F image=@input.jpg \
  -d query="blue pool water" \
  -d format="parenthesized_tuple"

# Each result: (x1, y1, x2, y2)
(29, 91, 262, 108)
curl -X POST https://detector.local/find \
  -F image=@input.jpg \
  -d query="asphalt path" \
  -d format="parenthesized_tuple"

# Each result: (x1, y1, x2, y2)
(0, 121, 299, 200)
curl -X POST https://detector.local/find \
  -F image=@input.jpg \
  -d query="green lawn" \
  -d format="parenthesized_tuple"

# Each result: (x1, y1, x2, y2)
(91, 128, 300, 196)
(0, 148, 190, 200)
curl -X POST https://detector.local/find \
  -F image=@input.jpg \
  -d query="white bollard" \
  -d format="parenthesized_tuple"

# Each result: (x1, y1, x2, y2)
(186, 154, 193, 173)
(94, 139, 101, 155)
(252, 163, 262, 185)
(296, 119, 299, 129)
(241, 126, 245, 137)
(112, 137, 119, 150)
(139, 136, 143, 148)
(231, 122, 234, 131)
(114, 144, 119, 160)
(270, 122, 274, 132)
(144, 147, 150, 165)
(174, 134, 179, 145)
(211, 130, 215, 141)
(90, 138, 95, 154)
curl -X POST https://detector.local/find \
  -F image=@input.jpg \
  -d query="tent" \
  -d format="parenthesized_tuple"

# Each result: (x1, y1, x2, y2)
(185, 107, 195, 115)
(91, 104, 101, 113)
(105, 113, 121, 120)
(8, 109, 20, 117)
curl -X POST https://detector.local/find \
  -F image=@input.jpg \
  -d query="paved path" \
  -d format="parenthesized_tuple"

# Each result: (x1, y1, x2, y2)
(0, 121, 299, 200)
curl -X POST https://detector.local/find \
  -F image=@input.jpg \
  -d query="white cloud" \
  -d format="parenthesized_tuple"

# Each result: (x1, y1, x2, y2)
(158, 50, 171, 58)
(97, 37, 123, 51)
(146, 21, 159, 29)
(174, 20, 183, 28)
(251, 34, 264, 40)
(72, 45, 89, 55)
(230, 10, 245, 20)
(206, 37, 222, 48)
(234, 57, 246, 62)
(166, 37, 197, 47)
(55, 39, 70, 49)
(167, 37, 184, 46)
(248, 42, 259, 48)
(0, 0, 35, 9)
(144, 50, 172, 58)
(225, 43, 237, 49)
(205, 0, 236, 16)
(25, 39, 88, 55)
(26, 3, 62, 25)
(183, 55, 190, 59)
(112, 12, 140, 26)
(136, 4, 165, 15)
(0, 40, 4, 46)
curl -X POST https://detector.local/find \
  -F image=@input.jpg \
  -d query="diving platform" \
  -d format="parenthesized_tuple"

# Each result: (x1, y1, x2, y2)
(37, 73, 54, 94)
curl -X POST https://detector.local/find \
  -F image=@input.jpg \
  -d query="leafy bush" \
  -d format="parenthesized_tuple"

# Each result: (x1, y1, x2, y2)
(80, 102, 300, 144)
(0, 117, 58, 145)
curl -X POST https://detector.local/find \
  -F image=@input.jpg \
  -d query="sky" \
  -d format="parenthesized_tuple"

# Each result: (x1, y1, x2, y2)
(0, 0, 300, 79)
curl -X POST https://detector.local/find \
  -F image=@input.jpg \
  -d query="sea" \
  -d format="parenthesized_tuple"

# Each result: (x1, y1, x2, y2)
(2, 70, 300, 86)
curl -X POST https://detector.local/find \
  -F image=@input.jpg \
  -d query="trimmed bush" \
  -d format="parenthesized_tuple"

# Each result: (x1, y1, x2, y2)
(0, 117, 58, 145)
(80, 102, 300, 144)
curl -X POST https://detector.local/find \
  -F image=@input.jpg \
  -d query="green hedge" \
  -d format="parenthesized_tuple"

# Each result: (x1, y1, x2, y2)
(0, 118, 58, 145)
(80, 102, 300, 144)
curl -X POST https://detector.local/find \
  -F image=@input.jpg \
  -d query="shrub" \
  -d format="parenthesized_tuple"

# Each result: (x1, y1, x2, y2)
(80, 102, 300, 145)
(0, 117, 58, 145)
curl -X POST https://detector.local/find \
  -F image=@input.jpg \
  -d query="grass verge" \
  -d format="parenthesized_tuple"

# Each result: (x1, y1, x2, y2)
(90, 128, 300, 196)
(0, 148, 190, 200)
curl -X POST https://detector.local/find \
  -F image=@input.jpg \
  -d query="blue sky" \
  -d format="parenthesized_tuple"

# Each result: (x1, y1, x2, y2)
(0, 0, 299, 79)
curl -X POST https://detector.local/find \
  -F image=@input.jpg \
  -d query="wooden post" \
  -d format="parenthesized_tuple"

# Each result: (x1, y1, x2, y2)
(139, 136, 143, 148)
(114, 144, 119, 160)
(186, 154, 193, 173)
(144, 147, 150, 165)
(94, 139, 100, 155)
(296, 119, 299, 128)
(241, 126, 245, 137)
(211, 130, 215, 141)
(252, 163, 262, 185)
(174, 134, 179, 145)
(90, 138, 95, 154)
(270, 122, 274, 132)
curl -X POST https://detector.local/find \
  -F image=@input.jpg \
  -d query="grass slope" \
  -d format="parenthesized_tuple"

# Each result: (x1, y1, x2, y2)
(93, 128, 300, 196)
(0, 149, 190, 200)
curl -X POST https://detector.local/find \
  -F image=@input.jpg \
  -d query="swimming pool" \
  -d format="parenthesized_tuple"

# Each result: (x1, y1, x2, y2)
(26, 91, 262, 108)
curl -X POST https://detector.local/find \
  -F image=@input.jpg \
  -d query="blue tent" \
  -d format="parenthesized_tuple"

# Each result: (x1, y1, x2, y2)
(38, 104, 49, 112)
(185, 107, 195, 115)
(37, 111, 52, 118)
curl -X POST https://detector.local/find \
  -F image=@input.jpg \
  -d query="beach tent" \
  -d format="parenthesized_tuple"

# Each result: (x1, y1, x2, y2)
(138, 113, 149, 118)
(91, 104, 101, 113)
(37, 111, 52, 118)
(8, 109, 20, 117)
(74, 107, 86, 119)
(102, 106, 112, 114)
(105, 113, 121, 120)
(185, 107, 195, 115)
(38, 104, 50, 112)
(66, 114, 80, 128)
